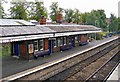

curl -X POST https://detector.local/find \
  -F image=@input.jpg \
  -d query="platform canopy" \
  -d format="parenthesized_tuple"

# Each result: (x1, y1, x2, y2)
(0, 19, 35, 26)
(0, 19, 102, 43)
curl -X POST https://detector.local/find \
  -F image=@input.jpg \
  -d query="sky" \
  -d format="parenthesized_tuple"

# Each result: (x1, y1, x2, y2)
(2, 0, 120, 18)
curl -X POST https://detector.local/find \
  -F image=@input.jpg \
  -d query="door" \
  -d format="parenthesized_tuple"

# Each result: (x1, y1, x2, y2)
(49, 40, 53, 53)
(20, 43, 27, 58)
(71, 36, 75, 47)
(13, 43, 19, 56)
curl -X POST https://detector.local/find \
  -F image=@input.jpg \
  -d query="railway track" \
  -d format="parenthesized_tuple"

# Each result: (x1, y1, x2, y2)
(44, 41, 120, 81)
(85, 52, 120, 82)
(65, 45, 119, 81)
(2, 37, 119, 81)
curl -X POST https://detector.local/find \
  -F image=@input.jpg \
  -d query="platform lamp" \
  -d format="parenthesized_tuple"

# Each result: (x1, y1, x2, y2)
(95, 20, 99, 40)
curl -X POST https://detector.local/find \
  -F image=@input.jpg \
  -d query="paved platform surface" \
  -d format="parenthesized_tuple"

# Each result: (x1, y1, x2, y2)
(107, 64, 120, 82)
(1, 36, 118, 78)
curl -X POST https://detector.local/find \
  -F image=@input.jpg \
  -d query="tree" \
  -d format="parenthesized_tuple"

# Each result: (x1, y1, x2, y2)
(26, 0, 47, 21)
(118, 17, 120, 32)
(34, 1, 47, 21)
(0, 0, 5, 18)
(85, 10, 107, 31)
(72, 9, 81, 24)
(64, 9, 74, 23)
(0, 2, 3, 18)
(109, 14, 118, 32)
(9, 0, 28, 20)
(80, 12, 89, 24)
(50, 2, 63, 22)
(27, 2, 36, 20)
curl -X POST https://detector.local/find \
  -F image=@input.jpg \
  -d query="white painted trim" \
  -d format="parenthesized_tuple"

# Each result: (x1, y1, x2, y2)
(55, 30, 102, 37)
(0, 30, 102, 43)
(0, 34, 53, 43)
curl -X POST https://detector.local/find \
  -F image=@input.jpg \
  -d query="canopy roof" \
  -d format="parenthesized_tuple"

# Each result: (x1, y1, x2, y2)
(0, 19, 102, 43)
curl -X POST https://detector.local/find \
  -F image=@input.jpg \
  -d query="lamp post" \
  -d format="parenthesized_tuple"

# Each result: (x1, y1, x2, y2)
(94, 20, 98, 40)
(107, 24, 109, 33)
(106, 18, 111, 33)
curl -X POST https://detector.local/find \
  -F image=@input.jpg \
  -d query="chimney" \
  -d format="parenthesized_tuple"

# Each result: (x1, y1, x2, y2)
(56, 12, 62, 24)
(40, 16, 46, 25)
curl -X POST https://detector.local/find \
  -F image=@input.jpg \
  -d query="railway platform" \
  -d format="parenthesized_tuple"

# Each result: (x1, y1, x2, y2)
(107, 64, 120, 82)
(1, 36, 119, 79)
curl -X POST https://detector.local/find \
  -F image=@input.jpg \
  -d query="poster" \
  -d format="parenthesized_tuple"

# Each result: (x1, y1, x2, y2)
(28, 44, 33, 54)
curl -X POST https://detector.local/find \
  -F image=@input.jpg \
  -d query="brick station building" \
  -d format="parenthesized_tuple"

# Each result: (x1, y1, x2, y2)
(0, 19, 102, 59)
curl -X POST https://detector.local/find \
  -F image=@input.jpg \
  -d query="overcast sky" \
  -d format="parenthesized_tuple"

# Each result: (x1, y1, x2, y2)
(3, 0, 120, 18)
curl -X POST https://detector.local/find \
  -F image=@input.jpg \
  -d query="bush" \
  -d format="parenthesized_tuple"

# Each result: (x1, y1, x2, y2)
(0, 43, 11, 58)
(96, 32, 107, 40)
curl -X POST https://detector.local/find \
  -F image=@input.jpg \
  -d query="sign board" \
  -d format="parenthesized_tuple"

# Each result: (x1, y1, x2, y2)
(28, 44, 33, 54)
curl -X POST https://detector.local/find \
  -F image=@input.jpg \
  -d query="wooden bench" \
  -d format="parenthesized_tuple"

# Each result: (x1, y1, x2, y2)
(79, 42, 88, 46)
(34, 49, 50, 59)
(60, 44, 72, 51)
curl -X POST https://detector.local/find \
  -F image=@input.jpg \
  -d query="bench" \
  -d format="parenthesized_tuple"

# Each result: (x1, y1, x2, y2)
(60, 44, 72, 51)
(79, 42, 88, 46)
(34, 49, 50, 59)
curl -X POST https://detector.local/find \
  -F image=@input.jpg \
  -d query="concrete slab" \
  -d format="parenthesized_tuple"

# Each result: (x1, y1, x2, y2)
(107, 64, 120, 82)
(1, 36, 119, 79)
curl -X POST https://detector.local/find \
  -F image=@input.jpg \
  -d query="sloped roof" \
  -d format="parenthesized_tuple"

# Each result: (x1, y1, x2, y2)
(0, 19, 102, 43)
(0, 19, 35, 26)
(0, 26, 56, 37)
(41, 24, 101, 32)
(0, 23, 101, 37)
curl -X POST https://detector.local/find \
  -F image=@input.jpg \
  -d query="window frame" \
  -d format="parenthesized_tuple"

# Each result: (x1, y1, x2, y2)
(63, 37, 66, 45)
(75, 35, 78, 43)
(69, 36, 72, 44)
(57, 38, 61, 47)
(39, 39, 44, 50)
(53, 38, 57, 48)
(34, 40, 39, 52)
(60, 37, 63, 46)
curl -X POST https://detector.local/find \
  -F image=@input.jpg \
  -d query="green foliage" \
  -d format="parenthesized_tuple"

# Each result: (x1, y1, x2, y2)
(72, 9, 81, 24)
(9, 0, 47, 21)
(64, 9, 107, 30)
(109, 14, 119, 32)
(0, 2, 3, 18)
(9, 1, 28, 20)
(0, 0, 5, 18)
(85, 10, 107, 30)
(28, 1, 47, 21)
(64, 9, 74, 23)
(64, 8, 81, 23)
(50, 2, 63, 22)
(96, 32, 106, 40)
(118, 17, 120, 32)
(80, 13, 89, 24)
(27, 2, 36, 20)
(0, 43, 11, 58)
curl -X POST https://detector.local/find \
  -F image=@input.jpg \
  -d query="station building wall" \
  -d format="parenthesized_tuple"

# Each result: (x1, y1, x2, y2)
(1, 34, 88, 59)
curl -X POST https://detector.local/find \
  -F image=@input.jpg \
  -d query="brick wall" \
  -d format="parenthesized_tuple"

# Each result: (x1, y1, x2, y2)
(44, 38, 49, 50)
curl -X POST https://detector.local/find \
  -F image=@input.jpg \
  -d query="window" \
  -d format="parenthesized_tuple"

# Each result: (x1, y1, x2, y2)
(69, 36, 71, 44)
(39, 39, 44, 50)
(78, 35, 80, 42)
(75, 36, 78, 43)
(34, 41, 38, 51)
(58, 37, 63, 46)
(63, 37, 66, 45)
(58, 38, 61, 46)
(53, 38, 57, 48)
(60, 37, 63, 46)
